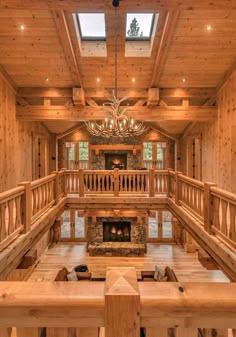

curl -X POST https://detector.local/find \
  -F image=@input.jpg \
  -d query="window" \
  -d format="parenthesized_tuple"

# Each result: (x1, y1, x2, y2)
(143, 142, 153, 160)
(76, 13, 106, 40)
(143, 142, 166, 169)
(79, 141, 89, 161)
(126, 13, 155, 40)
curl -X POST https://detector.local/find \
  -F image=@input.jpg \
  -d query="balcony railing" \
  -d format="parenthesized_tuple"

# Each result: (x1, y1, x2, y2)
(0, 268, 235, 337)
(0, 169, 235, 268)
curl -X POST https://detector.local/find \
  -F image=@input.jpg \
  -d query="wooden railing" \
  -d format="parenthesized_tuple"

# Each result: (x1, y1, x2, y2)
(0, 268, 235, 337)
(0, 169, 236, 259)
(0, 186, 24, 252)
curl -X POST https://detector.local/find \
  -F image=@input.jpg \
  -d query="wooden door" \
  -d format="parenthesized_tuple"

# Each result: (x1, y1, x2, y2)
(147, 210, 173, 242)
(32, 134, 47, 180)
(60, 209, 86, 242)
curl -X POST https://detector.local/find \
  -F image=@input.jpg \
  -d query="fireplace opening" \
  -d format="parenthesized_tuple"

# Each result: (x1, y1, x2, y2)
(105, 153, 127, 170)
(103, 222, 131, 242)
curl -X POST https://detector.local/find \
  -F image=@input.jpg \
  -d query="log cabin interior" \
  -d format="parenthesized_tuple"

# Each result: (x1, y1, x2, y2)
(0, 0, 236, 336)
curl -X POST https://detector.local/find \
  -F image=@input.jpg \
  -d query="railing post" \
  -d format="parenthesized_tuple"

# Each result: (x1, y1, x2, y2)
(52, 171, 59, 204)
(114, 168, 119, 196)
(61, 168, 67, 196)
(204, 182, 217, 233)
(79, 169, 84, 197)
(105, 267, 140, 337)
(167, 168, 172, 197)
(18, 181, 32, 233)
(175, 171, 182, 205)
(149, 168, 155, 197)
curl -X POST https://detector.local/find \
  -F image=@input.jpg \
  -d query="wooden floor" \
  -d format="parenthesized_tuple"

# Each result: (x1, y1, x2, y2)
(29, 243, 229, 282)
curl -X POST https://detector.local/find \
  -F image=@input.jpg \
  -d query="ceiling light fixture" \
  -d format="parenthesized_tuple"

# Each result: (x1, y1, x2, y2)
(85, 0, 146, 138)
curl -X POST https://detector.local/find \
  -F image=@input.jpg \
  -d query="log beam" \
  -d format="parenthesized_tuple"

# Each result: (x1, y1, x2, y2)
(16, 105, 217, 122)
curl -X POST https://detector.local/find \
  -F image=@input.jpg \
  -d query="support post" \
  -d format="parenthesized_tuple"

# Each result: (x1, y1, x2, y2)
(149, 168, 155, 197)
(175, 171, 182, 205)
(18, 181, 32, 233)
(204, 182, 217, 233)
(114, 168, 119, 196)
(52, 171, 59, 204)
(79, 169, 84, 197)
(105, 267, 140, 337)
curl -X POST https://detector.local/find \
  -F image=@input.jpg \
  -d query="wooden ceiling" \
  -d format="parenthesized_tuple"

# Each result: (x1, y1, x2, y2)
(0, 0, 236, 137)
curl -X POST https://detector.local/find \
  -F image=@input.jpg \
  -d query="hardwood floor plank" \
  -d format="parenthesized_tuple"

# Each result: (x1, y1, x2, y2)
(28, 243, 229, 282)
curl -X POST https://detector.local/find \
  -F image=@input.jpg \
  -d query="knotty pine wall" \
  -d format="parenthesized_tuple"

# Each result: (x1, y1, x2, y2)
(180, 70, 236, 193)
(0, 75, 52, 192)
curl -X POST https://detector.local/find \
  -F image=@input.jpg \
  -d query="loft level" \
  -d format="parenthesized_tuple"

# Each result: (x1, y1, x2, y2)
(0, 169, 235, 280)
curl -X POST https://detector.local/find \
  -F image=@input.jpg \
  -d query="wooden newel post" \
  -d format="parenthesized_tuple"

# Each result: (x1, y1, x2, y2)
(52, 171, 59, 204)
(18, 181, 32, 233)
(167, 168, 172, 197)
(204, 182, 217, 233)
(149, 168, 155, 197)
(114, 168, 119, 196)
(175, 171, 182, 205)
(60, 168, 67, 196)
(105, 267, 140, 337)
(79, 169, 84, 197)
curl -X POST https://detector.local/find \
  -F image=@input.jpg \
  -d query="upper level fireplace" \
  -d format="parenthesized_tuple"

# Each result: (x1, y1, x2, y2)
(105, 153, 127, 170)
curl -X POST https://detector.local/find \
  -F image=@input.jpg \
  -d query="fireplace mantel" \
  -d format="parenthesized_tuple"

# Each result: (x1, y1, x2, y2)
(90, 144, 142, 155)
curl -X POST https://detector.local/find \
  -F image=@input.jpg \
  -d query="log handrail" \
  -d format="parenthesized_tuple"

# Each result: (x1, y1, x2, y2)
(0, 169, 236, 260)
(0, 277, 235, 335)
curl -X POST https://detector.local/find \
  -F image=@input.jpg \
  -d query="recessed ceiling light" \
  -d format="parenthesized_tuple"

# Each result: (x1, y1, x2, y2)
(206, 25, 212, 31)
(182, 78, 186, 83)
(131, 78, 136, 83)
(45, 77, 49, 82)
(20, 25, 25, 31)
(96, 78, 100, 83)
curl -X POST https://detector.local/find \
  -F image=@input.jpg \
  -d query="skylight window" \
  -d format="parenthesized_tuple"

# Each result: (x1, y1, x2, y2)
(126, 13, 155, 40)
(77, 13, 106, 40)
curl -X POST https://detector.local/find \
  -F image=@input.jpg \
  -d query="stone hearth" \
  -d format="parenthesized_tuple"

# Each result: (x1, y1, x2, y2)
(87, 216, 146, 256)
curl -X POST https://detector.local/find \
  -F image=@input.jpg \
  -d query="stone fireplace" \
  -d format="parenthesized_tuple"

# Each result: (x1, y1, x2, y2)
(103, 221, 131, 242)
(105, 153, 127, 170)
(87, 216, 146, 256)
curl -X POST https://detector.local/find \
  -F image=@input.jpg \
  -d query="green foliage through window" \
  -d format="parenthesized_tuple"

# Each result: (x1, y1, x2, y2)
(143, 142, 153, 160)
(79, 141, 89, 160)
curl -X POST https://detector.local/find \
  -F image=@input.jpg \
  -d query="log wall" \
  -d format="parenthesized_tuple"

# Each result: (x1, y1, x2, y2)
(0, 75, 52, 192)
(180, 70, 236, 193)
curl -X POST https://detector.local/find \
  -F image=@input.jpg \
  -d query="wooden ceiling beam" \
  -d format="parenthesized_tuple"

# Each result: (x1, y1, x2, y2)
(150, 10, 180, 87)
(52, 10, 83, 87)
(16, 87, 216, 99)
(1, 0, 235, 10)
(16, 105, 217, 122)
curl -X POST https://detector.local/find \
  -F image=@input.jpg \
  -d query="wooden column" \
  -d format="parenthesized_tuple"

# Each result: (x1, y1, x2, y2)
(204, 182, 217, 233)
(175, 171, 182, 205)
(113, 168, 119, 197)
(52, 171, 59, 204)
(79, 169, 84, 197)
(52, 217, 62, 243)
(149, 168, 155, 197)
(105, 267, 140, 337)
(18, 181, 32, 233)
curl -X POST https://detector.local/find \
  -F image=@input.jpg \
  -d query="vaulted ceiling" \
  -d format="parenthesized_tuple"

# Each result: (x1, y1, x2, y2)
(0, 0, 236, 137)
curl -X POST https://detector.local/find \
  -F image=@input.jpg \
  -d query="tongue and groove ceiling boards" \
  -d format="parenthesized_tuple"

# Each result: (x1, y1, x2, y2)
(0, 0, 235, 135)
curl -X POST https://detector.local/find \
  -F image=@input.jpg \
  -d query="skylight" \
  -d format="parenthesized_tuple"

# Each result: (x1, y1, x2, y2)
(77, 13, 106, 40)
(126, 13, 155, 40)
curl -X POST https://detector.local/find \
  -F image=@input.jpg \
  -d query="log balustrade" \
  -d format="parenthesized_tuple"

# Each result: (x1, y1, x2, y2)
(0, 268, 235, 337)
(0, 169, 235, 262)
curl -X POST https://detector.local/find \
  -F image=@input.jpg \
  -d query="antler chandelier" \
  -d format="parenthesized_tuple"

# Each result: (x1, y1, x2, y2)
(85, 0, 146, 138)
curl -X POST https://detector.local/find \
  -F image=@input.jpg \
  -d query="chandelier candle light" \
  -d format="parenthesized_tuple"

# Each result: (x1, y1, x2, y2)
(85, 0, 146, 138)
